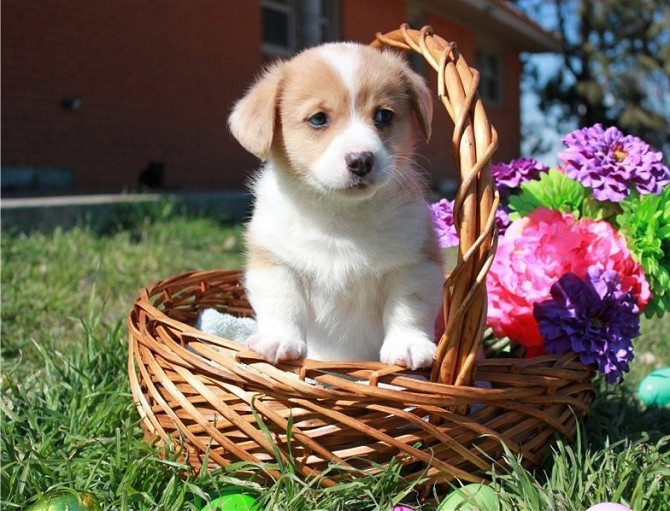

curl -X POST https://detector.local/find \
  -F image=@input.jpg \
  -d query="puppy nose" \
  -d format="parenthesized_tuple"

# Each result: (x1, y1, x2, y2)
(345, 151, 374, 177)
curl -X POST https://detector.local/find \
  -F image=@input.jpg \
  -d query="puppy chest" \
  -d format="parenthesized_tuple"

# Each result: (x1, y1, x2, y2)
(302, 273, 386, 359)
(305, 272, 385, 328)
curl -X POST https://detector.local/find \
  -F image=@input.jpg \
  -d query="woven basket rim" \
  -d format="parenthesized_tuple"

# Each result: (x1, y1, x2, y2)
(132, 268, 594, 400)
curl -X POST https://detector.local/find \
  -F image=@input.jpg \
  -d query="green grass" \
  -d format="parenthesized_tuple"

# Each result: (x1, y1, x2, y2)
(1, 204, 244, 377)
(2, 204, 669, 510)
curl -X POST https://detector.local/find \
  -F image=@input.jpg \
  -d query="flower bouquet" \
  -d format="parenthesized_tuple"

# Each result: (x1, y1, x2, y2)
(431, 124, 670, 383)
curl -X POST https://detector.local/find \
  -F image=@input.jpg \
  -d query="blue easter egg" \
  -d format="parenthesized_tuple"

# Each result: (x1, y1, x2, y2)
(638, 367, 670, 407)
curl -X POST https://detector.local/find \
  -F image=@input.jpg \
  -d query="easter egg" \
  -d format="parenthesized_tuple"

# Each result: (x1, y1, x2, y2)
(585, 503, 632, 511)
(200, 493, 257, 511)
(26, 491, 100, 511)
(638, 367, 670, 407)
(438, 483, 499, 510)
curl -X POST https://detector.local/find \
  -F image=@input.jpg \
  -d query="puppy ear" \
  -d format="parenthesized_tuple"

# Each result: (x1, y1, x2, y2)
(228, 62, 285, 160)
(405, 70, 434, 143)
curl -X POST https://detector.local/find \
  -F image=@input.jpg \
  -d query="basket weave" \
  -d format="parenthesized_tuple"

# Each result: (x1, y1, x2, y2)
(128, 25, 594, 487)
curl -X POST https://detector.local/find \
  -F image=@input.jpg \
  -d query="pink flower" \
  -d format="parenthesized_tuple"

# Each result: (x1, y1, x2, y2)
(486, 208, 649, 355)
(576, 218, 650, 305)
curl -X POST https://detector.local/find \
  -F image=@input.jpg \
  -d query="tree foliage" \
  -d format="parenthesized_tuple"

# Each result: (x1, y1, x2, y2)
(516, 0, 670, 155)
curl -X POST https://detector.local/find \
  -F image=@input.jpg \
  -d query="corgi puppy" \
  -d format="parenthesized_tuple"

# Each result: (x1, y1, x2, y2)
(228, 42, 444, 369)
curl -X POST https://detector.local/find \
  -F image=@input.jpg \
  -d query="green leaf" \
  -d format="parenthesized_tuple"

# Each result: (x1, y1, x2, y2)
(508, 169, 607, 220)
(618, 186, 670, 317)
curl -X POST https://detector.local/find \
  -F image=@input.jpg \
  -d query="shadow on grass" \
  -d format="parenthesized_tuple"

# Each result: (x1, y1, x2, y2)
(1, 194, 252, 238)
(584, 378, 670, 448)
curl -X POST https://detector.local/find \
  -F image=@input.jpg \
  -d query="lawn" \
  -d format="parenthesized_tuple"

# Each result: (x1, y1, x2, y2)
(2, 203, 669, 510)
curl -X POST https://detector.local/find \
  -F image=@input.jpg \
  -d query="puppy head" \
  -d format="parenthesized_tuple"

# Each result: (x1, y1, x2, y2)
(229, 43, 433, 198)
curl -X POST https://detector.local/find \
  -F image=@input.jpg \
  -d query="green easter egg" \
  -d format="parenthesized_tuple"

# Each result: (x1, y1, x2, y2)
(438, 483, 499, 510)
(638, 367, 670, 407)
(201, 493, 257, 511)
(26, 491, 100, 511)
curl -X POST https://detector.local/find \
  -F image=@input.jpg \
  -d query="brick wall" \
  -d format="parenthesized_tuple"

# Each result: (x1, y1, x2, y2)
(487, 49, 522, 164)
(340, 0, 407, 41)
(2, 0, 262, 194)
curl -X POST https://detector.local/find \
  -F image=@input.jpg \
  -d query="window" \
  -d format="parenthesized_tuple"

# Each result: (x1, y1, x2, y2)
(262, 0, 339, 56)
(262, 0, 296, 56)
(476, 49, 503, 104)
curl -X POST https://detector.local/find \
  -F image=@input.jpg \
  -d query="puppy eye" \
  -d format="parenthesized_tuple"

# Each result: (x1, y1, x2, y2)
(374, 108, 394, 127)
(307, 112, 329, 128)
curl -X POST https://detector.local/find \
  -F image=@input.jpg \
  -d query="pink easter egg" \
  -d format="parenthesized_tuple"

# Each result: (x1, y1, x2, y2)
(585, 503, 632, 511)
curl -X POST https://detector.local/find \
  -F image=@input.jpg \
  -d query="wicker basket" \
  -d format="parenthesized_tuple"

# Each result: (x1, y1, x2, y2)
(128, 25, 594, 487)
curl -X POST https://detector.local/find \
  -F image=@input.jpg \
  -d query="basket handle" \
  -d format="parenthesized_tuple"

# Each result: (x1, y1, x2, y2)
(372, 25, 499, 387)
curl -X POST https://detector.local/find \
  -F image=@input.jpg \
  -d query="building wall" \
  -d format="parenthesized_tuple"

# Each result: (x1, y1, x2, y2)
(2, 0, 523, 196)
(340, 0, 407, 41)
(2, 0, 262, 194)
(487, 49, 522, 164)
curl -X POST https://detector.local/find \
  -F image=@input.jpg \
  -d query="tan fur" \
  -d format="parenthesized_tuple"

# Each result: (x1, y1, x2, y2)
(245, 236, 279, 270)
(229, 45, 433, 173)
(353, 50, 433, 142)
(405, 70, 433, 142)
(228, 63, 284, 160)
(278, 53, 351, 178)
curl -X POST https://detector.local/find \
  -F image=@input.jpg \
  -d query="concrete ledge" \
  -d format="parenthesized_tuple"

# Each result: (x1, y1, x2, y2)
(1, 192, 252, 232)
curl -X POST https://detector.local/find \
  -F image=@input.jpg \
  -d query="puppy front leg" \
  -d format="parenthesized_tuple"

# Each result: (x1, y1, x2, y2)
(380, 262, 443, 370)
(244, 260, 308, 363)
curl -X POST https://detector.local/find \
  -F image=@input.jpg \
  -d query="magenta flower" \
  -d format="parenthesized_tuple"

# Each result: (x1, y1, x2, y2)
(559, 124, 670, 202)
(486, 208, 649, 356)
(491, 157, 549, 198)
(533, 268, 639, 383)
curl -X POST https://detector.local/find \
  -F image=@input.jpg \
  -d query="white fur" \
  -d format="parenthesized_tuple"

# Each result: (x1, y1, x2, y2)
(311, 44, 392, 194)
(231, 43, 443, 369)
(246, 170, 443, 367)
(318, 43, 362, 104)
(311, 117, 392, 194)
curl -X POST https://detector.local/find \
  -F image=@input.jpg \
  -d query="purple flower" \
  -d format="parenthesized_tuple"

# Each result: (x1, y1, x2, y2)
(430, 199, 460, 248)
(430, 200, 510, 249)
(491, 157, 549, 198)
(495, 206, 512, 235)
(559, 124, 670, 202)
(533, 267, 639, 383)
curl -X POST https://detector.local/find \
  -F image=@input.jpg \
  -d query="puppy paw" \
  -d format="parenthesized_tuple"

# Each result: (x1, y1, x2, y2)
(247, 333, 306, 363)
(380, 333, 436, 370)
